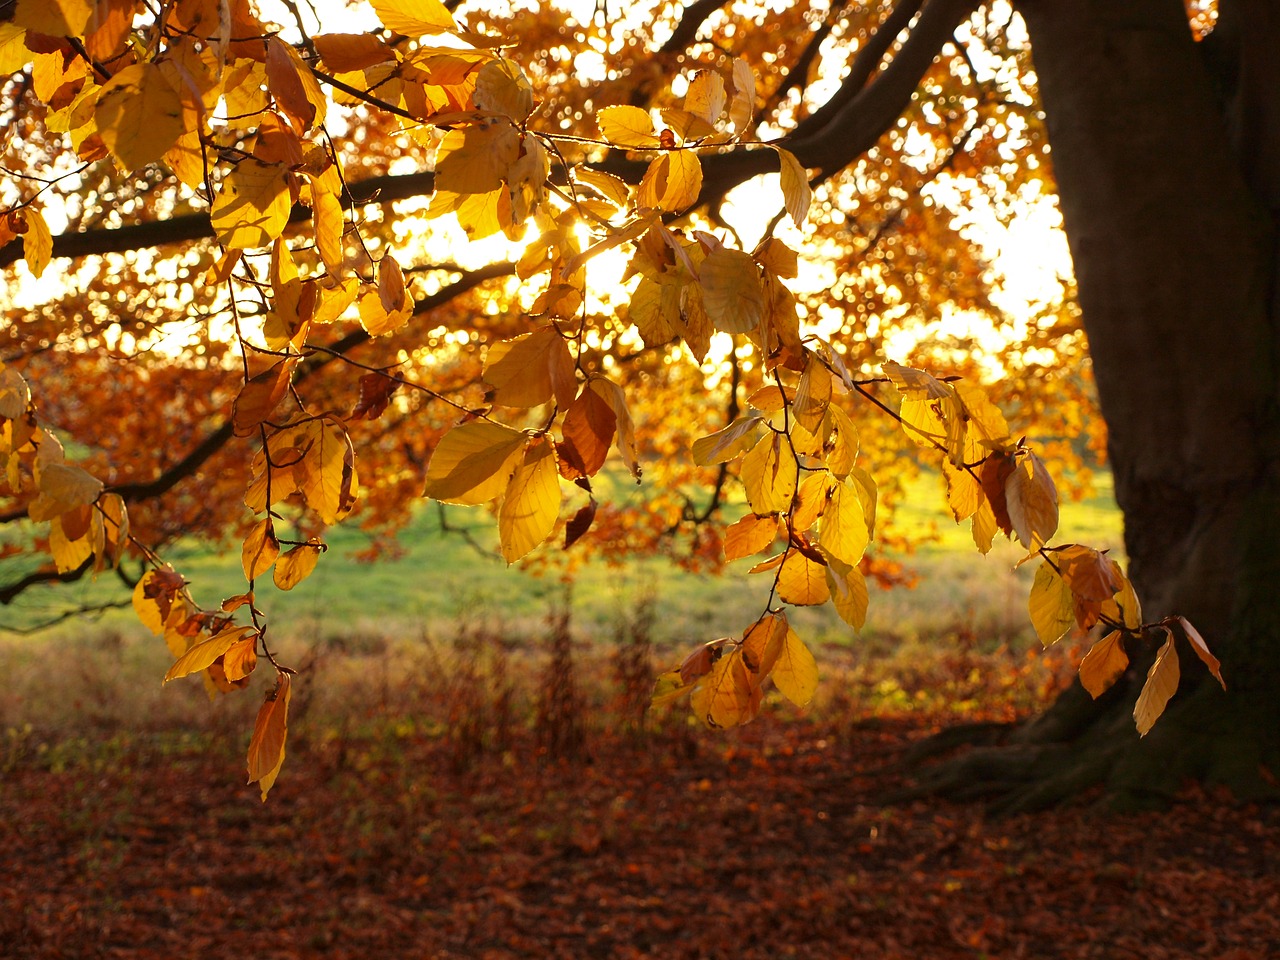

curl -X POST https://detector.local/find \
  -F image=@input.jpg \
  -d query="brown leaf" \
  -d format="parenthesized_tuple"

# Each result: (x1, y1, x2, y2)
(233, 358, 298, 437)
(563, 498, 597, 549)
(1078, 629, 1128, 699)
(351, 372, 400, 421)
(561, 386, 616, 477)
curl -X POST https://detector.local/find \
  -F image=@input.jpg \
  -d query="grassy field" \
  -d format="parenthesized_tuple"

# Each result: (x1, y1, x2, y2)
(0, 468, 1123, 737)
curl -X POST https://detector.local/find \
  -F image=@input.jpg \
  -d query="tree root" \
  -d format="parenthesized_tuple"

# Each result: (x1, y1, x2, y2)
(888, 678, 1280, 815)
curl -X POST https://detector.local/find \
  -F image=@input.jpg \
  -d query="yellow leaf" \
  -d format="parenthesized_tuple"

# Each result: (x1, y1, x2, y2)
(222, 636, 259, 682)
(0, 24, 32, 75)
(241, 518, 279, 581)
(94, 492, 128, 571)
(740, 614, 787, 681)
(131, 569, 167, 635)
(588, 377, 639, 480)
(313, 33, 396, 72)
(942, 459, 982, 522)
(1006, 450, 1059, 550)
(823, 551, 869, 631)
(22, 207, 53, 279)
(358, 285, 412, 337)
(498, 438, 560, 563)
(690, 648, 759, 728)
(165, 627, 254, 683)
(684, 70, 726, 126)
(826, 403, 859, 478)
(1134, 630, 1180, 737)
(775, 146, 811, 228)
(483, 328, 566, 408)
(729, 57, 755, 131)
(423, 420, 526, 504)
(791, 471, 832, 532)
(273, 542, 322, 590)
(1099, 568, 1143, 630)
(474, 58, 534, 121)
(94, 63, 185, 173)
(777, 550, 830, 606)
(1078, 629, 1128, 699)
(247, 673, 292, 802)
(740, 432, 796, 515)
(49, 512, 92, 573)
(771, 624, 818, 707)
(265, 36, 327, 134)
(434, 123, 520, 196)
(297, 420, 359, 523)
(819, 476, 869, 566)
(691, 415, 763, 466)
(211, 160, 291, 250)
(793, 354, 831, 432)
(14, 0, 94, 36)
(572, 166, 630, 209)
(700, 247, 764, 334)
(723, 514, 778, 562)
(971, 496, 997, 554)
(371, 0, 456, 35)
(37, 462, 102, 511)
(1028, 559, 1075, 646)
(953, 382, 1011, 460)
(596, 104, 658, 147)
(637, 151, 702, 212)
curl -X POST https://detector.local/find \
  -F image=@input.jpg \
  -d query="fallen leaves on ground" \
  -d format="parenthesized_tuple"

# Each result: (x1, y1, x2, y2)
(2, 715, 1277, 959)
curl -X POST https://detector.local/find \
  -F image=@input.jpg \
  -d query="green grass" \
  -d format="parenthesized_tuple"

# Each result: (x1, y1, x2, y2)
(1, 467, 1121, 654)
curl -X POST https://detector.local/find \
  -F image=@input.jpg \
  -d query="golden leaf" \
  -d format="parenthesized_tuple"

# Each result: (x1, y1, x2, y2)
(942, 459, 982, 522)
(483, 328, 564, 408)
(211, 160, 291, 250)
(826, 404, 859, 479)
(36, 462, 102, 512)
(971, 496, 998, 554)
(314, 33, 396, 72)
(681, 71, 724, 129)
(1078, 629, 1128, 699)
(474, 58, 534, 121)
(771, 624, 818, 707)
(232, 358, 298, 437)
(21, 207, 53, 279)
(297, 420, 359, 524)
(498, 438, 560, 563)
(14, 0, 94, 36)
(723, 514, 778, 562)
(222, 636, 259, 682)
(596, 104, 659, 147)
(0, 24, 31, 76)
(266, 36, 327, 133)
(819, 476, 869, 566)
(791, 471, 833, 532)
(700, 247, 764, 334)
(370, 0, 456, 35)
(728, 57, 755, 131)
(247, 673, 292, 802)
(775, 146, 811, 228)
(1134, 629, 1180, 737)
(1099, 567, 1143, 630)
(637, 151, 702, 212)
(273, 543, 322, 590)
(793, 354, 831, 432)
(777, 550, 830, 606)
(241, 518, 279, 581)
(823, 551, 869, 631)
(165, 627, 254, 683)
(434, 123, 520, 196)
(741, 614, 787, 682)
(690, 648, 759, 728)
(691, 415, 763, 466)
(49, 512, 92, 573)
(94, 63, 185, 173)
(740, 432, 796, 515)
(422, 420, 526, 504)
(1006, 450, 1059, 551)
(588, 377, 639, 480)
(1028, 559, 1075, 646)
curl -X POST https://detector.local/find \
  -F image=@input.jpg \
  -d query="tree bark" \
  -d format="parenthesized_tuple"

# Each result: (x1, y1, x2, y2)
(943, 0, 1280, 809)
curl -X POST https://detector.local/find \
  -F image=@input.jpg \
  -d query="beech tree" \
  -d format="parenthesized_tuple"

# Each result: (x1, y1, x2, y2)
(0, 0, 1258, 808)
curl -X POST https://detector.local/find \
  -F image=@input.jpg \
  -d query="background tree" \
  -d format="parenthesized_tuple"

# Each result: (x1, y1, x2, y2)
(0, 0, 1252, 807)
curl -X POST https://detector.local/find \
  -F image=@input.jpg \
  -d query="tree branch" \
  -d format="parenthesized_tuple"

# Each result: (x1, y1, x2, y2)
(0, 170, 436, 269)
(659, 0, 731, 54)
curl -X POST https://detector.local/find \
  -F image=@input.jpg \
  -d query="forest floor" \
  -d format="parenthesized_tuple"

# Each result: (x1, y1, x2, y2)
(3, 666, 1278, 960)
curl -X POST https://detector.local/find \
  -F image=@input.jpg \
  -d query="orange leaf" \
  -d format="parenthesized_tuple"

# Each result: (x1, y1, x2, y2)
(1176, 616, 1225, 690)
(247, 673, 292, 802)
(561, 386, 616, 477)
(1078, 629, 1128, 699)
(232, 358, 298, 437)
(723, 514, 778, 562)
(1134, 629, 1179, 737)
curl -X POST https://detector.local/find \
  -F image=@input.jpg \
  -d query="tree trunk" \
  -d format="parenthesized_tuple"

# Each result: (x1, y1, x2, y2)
(909, 0, 1280, 811)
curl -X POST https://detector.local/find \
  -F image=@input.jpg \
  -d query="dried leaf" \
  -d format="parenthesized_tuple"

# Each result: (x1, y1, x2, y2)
(771, 624, 818, 707)
(241, 518, 280, 581)
(498, 438, 560, 563)
(94, 63, 185, 173)
(1028, 559, 1075, 646)
(775, 146, 811, 228)
(273, 542, 323, 590)
(1079, 630, 1128, 699)
(1134, 629, 1180, 737)
(723, 514, 778, 562)
(1176, 616, 1225, 690)
(423, 420, 526, 505)
(211, 160, 291, 250)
